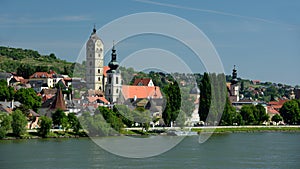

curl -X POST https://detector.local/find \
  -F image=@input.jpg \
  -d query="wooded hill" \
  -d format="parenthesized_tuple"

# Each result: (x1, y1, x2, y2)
(0, 46, 76, 78)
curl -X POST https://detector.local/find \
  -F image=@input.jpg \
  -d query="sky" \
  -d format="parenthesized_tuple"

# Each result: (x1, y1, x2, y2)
(1, 0, 300, 85)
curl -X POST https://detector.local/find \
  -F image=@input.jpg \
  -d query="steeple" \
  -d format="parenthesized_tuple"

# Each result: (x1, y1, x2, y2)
(108, 42, 119, 73)
(92, 24, 96, 35)
(49, 87, 67, 111)
(231, 65, 238, 85)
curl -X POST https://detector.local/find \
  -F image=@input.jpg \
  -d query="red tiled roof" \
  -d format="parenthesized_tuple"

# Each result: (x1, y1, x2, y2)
(29, 70, 57, 79)
(103, 66, 110, 77)
(86, 96, 109, 104)
(122, 85, 162, 100)
(267, 106, 280, 114)
(49, 88, 67, 110)
(133, 78, 152, 86)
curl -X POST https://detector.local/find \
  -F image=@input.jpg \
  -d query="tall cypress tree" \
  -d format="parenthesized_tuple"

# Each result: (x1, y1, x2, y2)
(162, 81, 181, 126)
(198, 72, 211, 122)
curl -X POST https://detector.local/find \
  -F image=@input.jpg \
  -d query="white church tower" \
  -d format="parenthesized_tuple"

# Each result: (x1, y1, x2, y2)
(105, 44, 122, 104)
(86, 26, 104, 91)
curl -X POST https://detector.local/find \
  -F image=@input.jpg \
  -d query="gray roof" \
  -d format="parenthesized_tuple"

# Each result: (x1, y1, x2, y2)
(0, 72, 12, 79)
(190, 84, 200, 94)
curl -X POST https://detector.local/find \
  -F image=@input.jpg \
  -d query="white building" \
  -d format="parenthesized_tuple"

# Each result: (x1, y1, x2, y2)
(105, 45, 122, 104)
(85, 26, 104, 91)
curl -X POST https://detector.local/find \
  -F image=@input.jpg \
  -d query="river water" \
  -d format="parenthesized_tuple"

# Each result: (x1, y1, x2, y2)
(0, 132, 299, 169)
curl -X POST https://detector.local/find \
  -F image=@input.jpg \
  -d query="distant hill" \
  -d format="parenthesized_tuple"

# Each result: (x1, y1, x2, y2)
(0, 46, 77, 78)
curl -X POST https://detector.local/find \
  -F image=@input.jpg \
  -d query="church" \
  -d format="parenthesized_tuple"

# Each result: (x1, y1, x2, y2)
(85, 27, 163, 109)
(85, 26, 122, 104)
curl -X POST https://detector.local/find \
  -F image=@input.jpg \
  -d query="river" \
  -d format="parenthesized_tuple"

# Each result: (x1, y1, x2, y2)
(0, 132, 299, 169)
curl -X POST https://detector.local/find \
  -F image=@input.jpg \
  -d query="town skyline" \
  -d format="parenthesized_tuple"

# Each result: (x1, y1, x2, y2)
(1, 0, 299, 85)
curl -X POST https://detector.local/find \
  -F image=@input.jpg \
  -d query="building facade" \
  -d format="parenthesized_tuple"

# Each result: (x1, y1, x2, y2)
(105, 44, 122, 104)
(86, 27, 104, 91)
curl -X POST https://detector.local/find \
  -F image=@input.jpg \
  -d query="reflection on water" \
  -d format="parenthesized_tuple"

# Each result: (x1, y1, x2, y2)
(0, 133, 299, 169)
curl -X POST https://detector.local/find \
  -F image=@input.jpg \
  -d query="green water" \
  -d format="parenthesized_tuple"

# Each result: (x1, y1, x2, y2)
(0, 132, 299, 169)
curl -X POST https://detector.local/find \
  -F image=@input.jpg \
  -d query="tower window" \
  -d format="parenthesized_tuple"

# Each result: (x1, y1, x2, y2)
(98, 77, 100, 81)
(108, 77, 112, 84)
(116, 77, 119, 84)
(116, 89, 119, 93)
(89, 61, 92, 66)
(98, 69, 100, 74)
(108, 89, 111, 94)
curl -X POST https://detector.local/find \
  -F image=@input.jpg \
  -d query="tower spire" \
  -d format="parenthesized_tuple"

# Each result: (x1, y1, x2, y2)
(231, 65, 238, 85)
(108, 42, 119, 73)
(92, 24, 96, 34)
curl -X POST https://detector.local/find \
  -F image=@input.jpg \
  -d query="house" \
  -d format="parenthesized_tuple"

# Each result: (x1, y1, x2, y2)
(29, 70, 63, 89)
(121, 85, 162, 101)
(0, 72, 13, 86)
(0, 100, 21, 113)
(9, 75, 27, 86)
(268, 99, 288, 112)
(252, 80, 261, 85)
(132, 78, 154, 86)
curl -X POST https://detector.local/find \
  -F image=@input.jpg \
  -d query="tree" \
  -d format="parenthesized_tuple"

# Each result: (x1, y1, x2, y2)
(52, 109, 68, 130)
(11, 110, 27, 137)
(0, 80, 15, 101)
(176, 110, 186, 129)
(240, 105, 256, 125)
(132, 107, 151, 131)
(16, 64, 35, 79)
(0, 113, 12, 138)
(280, 100, 300, 125)
(99, 106, 124, 132)
(162, 81, 181, 126)
(198, 72, 211, 122)
(253, 104, 269, 124)
(220, 97, 239, 125)
(113, 105, 134, 127)
(271, 114, 283, 124)
(14, 88, 41, 112)
(78, 112, 112, 136)
(68, 113, 81, 134)
(38, 116, 52, 138)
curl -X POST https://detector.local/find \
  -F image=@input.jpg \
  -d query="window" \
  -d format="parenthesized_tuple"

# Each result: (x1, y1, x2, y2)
(89, 61, 92, 66)
(116, 77, 119, 84)
(98, 77, 100, 81)
(108, 89, 111, 94)
(98, 69, 100, 74)
(116, 89, 119, 93)
(108, 77, 112, 84)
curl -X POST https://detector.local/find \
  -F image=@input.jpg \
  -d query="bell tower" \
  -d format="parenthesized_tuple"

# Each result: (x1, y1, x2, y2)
(105, 43, 122, 104)
(86, 26, 104, 91)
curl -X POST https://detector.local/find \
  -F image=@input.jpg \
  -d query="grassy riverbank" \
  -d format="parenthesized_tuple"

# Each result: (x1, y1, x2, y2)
(2, 126, 300, 140)
(191, 126, 300, 133)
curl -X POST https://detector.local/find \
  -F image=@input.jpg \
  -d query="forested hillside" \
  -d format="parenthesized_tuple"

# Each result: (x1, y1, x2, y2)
(0, 46, 76, 77)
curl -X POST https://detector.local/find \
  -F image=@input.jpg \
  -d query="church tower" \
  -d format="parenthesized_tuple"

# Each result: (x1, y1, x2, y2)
(105, 43, 122, 104)
(230, 65, 240, 102)
(86, 26, 104, 91)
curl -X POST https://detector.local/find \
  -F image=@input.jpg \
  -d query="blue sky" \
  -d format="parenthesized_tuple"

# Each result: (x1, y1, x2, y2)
(1, 0, 300, 85)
